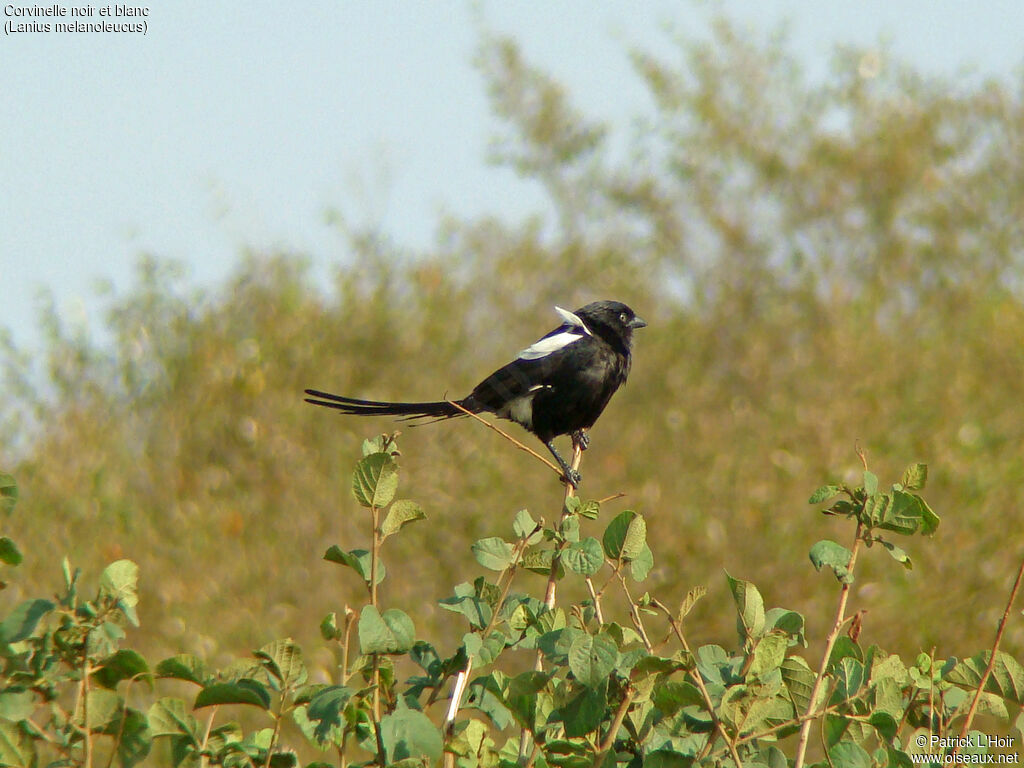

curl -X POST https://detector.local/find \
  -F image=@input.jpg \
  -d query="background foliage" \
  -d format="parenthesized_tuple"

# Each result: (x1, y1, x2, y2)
(2, 17, 1024, 696)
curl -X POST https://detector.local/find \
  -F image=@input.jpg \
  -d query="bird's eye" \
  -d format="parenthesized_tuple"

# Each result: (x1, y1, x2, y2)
(620, 312, 629, 324)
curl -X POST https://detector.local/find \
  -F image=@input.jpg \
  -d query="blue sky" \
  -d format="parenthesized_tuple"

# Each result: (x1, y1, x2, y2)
(2, 1, 1022, 354)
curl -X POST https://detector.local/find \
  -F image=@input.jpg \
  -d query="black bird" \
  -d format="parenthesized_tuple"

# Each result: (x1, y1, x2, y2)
(305, 300, 646, 487)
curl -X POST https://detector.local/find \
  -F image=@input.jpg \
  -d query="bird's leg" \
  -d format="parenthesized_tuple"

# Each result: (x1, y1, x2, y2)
(570, 430, 590, 451)
(545, 440, 581, 488)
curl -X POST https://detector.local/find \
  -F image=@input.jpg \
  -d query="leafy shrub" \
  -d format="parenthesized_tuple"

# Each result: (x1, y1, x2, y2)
(1, 438, 1022, 767)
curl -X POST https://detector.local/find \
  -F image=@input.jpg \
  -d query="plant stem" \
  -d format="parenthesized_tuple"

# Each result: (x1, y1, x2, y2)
(586, 576, 605, 625)
(81, 653, 92, 768)
(593, 685, 636, 768)
(793, 521, 865, 768)
(199, 707, 218, 768)
(519, 439, 584, 764)
(651, 598, 744, 767)
(953, 556, 1024, 755)
(369, 504, 385, 762)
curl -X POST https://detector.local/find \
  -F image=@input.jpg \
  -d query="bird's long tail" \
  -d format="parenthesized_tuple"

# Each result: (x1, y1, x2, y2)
(304, 389, 475, 421)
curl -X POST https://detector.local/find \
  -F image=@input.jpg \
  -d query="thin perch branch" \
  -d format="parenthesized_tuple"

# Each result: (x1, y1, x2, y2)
(446, 400, 562, 477)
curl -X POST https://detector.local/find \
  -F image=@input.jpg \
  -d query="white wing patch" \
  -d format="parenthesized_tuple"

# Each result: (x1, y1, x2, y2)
(554, 306, 592, 334)
(517, 331, 584, 360)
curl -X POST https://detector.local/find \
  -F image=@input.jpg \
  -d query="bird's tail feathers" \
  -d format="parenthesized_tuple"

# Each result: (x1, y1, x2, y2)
(304, 389, 474, 422)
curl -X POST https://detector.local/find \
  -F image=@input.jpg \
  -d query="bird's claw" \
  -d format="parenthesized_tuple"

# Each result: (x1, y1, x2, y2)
(562, 468, 582, 488)
(571, 430, 590, 451)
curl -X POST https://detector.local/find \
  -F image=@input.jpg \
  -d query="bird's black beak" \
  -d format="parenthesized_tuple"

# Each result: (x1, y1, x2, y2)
(630, 316, 647, 329)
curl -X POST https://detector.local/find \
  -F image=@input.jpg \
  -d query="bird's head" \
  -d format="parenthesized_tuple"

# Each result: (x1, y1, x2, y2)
(574, 300, 646, 350)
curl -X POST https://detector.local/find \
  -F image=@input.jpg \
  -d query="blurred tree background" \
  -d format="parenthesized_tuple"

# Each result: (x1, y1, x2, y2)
(2, 19, 1023, 684)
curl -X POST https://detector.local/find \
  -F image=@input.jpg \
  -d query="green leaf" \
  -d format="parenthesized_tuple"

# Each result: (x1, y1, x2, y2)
(448, 718, 490, 759)
(362, 434, 398, 457)
(0, 690, 35, 722)
(828, 636, 863, 670)
(809, 484, 841, 504)
(98, 559, 140, 625)
(305, 685, 352, 744)
(577, 499, 601, 520)
(117, 707, 152, 767)
(948, 651, 1024, 704)
(749, 633, 788, 679)
(568, 632, 617, 688)
(319, 612, 341, 640)
(0, 475, 17, 517)
(0, 720, 34, 767)
(438, 583, 491, 629)
(869, 711, 898, 742)
(0, 599, 53, 644)
(255, 639, 307, 688)
(602, 510, 646, 560)
(563, 537, 604, 576)
(879, 538, 913, 569)
(379, 707, 443, 762)
(809, 540, 854, 583)
(0, 538, 21, 567)
(863, 470, 879, 496)
(832, 657, 865, 701)
(630, 655, 686, 681)
(156, 654, 210, 685)
(351, 452, 398, 508)
(878, 491, 940, 536)
(93, 649, 152, 689)
(358, 606, 415, 654)
(828, 741, 871, 768)
(643, 749, 694, 768)
(195, 680, 271, 709)
(630, 544, 654, 581)
(560, 680, 608, 737)
(651, 681, 704, 716)
(86, 688, 123, 730)
(472, 537, 515, 571)
(781, 656, 817, 713)
(901, 463, 928, 491)
(381, 499, 425, 539)
(323, 546, 385, 585)
(678, 585, 707, 621)
(765, 608, 806, 646)
(147, 697, 199, 738)
(513, 509, 542, 541)
(726, 572, 765, 642)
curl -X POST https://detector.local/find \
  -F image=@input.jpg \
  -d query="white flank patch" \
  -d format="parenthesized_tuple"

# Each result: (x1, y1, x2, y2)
(506, 394, 534, 428)
(517, 331, 583, 360)
(554, 306, 592, 334)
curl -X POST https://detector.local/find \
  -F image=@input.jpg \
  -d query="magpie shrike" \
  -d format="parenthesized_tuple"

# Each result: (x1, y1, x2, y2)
(305, 300, 645, 487)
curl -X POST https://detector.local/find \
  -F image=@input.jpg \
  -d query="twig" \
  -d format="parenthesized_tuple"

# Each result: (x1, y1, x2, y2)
(199, 707, 218, 768)
(953, 557, 1024, 754)
(519, 440, 584, 763)
(444, 527, 538, 747)
(586, 577, 605, 625)
(793, 521, 865, 768)
(81, 653, 92, 768)
(446, 400, 561, 477)
(615, 572, 653, 653)
(651, 598, 744, 766)
(593, 685, 636, 768)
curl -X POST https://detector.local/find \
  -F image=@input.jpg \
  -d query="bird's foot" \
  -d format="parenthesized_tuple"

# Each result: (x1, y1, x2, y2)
(562, 468, 582, 489)
(571, 430, 590, 451)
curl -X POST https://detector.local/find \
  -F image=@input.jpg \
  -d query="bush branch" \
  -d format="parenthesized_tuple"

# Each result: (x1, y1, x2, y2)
(954, 556, 1024, 751)
(793, 521, 865, 768)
